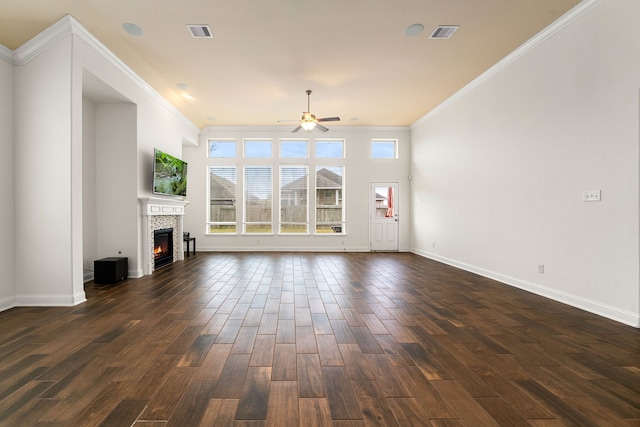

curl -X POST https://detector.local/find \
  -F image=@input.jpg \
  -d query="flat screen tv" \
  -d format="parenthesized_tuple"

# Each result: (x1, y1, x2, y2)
(153, 148, 188, 197)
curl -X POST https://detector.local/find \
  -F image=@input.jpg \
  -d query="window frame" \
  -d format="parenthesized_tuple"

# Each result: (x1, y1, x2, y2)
(208, 139, 237, 158)
(207, 166, 238, 234)
(243, 165, 274, 234)
(244, 139, 273, 158)
(371, 139, 398, 159)
(315, 165, 345, 235)
(280, 139, 309, 159)
(315, 139, 345, 159)
(279, 165, 309, 234)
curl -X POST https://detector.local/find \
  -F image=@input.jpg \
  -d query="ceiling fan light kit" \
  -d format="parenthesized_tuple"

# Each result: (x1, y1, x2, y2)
(301, 121, 317, 132)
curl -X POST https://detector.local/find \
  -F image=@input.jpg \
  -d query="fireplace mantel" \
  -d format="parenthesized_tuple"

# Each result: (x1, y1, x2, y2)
(140, 197, 189, 216)
(139, 197, 189, 275)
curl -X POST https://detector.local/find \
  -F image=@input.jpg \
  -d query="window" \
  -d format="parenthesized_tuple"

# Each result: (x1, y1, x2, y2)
(245, 140, 273, 158)
(374, 186, 394, 218)
(316, 166, 344, 233)
(208, 140, 237, 158)
(244, 166, 273, 233)
(280, 166, 308, 233)
(208, 167, 237, 233)
(371, 139, 397, 159)
(316, 139, 344, 158)
(280, 140, 308, 158)
(207, 136, 352, 236)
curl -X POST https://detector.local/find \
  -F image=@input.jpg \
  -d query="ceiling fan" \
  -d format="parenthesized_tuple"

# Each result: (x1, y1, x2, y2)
(278, 90, 340, 132)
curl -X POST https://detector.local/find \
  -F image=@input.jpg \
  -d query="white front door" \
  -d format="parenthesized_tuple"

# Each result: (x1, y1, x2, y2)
(370, 182, 399, 251)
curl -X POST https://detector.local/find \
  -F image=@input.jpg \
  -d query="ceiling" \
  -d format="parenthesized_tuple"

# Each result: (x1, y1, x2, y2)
(0, 0, 580, 129)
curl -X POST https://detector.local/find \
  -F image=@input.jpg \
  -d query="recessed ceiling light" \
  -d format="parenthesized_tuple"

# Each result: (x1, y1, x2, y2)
(187, 25, 213, 38)
(176, 83, 189, 90)
(183, 93, 196, 100)
(404, 24, 424, 37)
(207, 116, 216, 121)
(122, 23, 143, 36)
(430, 25, 459, 39)
(349, 117, 359, 122)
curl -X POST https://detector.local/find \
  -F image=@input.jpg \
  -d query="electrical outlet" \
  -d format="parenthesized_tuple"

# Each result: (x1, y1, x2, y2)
(583, 190, 601, 202)
(432, 242, 436, 248)
(538, 264, 545, 274)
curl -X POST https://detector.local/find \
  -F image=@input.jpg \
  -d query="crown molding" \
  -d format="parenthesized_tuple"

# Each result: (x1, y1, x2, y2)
(0, 44, 13, 64)
(13, 15, 74, 65)
(13, 15, 198, 134)
(199, 125, 410, 136)
(411, 0, 604, 129)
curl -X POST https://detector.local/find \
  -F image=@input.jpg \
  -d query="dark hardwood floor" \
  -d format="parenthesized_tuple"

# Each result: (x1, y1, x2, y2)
(1, 252, 639, 426)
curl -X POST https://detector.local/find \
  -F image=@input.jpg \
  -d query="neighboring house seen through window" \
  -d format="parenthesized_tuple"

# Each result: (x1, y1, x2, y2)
(280, 166, 308, 233)
(206, 138, 351, 235)
(244, 166, 273, 233)
(208, 166, 237, 233)
(316, 166, 344, 233)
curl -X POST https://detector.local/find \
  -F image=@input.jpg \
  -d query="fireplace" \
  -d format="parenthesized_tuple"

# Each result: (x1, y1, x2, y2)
(140, 197, 188, 276)
(154, 228, 174, 269)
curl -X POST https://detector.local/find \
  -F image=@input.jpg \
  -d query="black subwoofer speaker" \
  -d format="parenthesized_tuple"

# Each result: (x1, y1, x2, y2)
(94, 257, 128, 284)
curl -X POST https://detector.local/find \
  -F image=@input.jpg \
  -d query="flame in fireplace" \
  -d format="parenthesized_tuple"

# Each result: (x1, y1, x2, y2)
(153, 228, 174, 267)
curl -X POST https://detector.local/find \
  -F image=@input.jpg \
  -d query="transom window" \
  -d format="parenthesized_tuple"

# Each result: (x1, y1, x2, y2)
(280, 140, 308, 158)
(316, 139, 344, 158)
(371, 139, 397, 159)
(244, 139, 273, 158)
(209, 140, 237, 158)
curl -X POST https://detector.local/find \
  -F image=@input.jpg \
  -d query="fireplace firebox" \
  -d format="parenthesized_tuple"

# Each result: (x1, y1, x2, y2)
(153, 228, 174, 269)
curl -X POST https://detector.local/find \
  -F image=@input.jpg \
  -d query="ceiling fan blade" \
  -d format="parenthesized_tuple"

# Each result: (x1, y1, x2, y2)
(291, 125, 302, 133)
(316, 123, 329, 132)
(317, 117, 340, 122)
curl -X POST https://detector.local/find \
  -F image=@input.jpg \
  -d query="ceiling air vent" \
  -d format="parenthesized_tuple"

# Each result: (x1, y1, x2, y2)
(187, 25, 213, 38)
(430, 25, 459, 39)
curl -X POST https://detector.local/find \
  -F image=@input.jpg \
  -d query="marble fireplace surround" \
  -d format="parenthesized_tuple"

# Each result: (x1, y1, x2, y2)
(139, 197, 189, 276)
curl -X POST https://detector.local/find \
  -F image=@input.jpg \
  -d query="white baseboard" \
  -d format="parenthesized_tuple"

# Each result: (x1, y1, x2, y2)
(15, 292, 87, 307)
(128, 269, 144, 279)
(0, 295, 17, 312)
(83, 270, 94, 283)
(194, 246, 371, 253)
(412, 249, 639, 328)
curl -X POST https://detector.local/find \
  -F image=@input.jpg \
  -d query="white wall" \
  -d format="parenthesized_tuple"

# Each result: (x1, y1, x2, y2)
(95, 104, 138, 262)
(410, 0, 640, 327)
(82, 96, 97, 271)
(183, 126, 411, 252)
(74, 24, 199, 277)
(14, 36, 84, 304)
(4, 15, 199, 310)
(0, 47, 15, 309)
